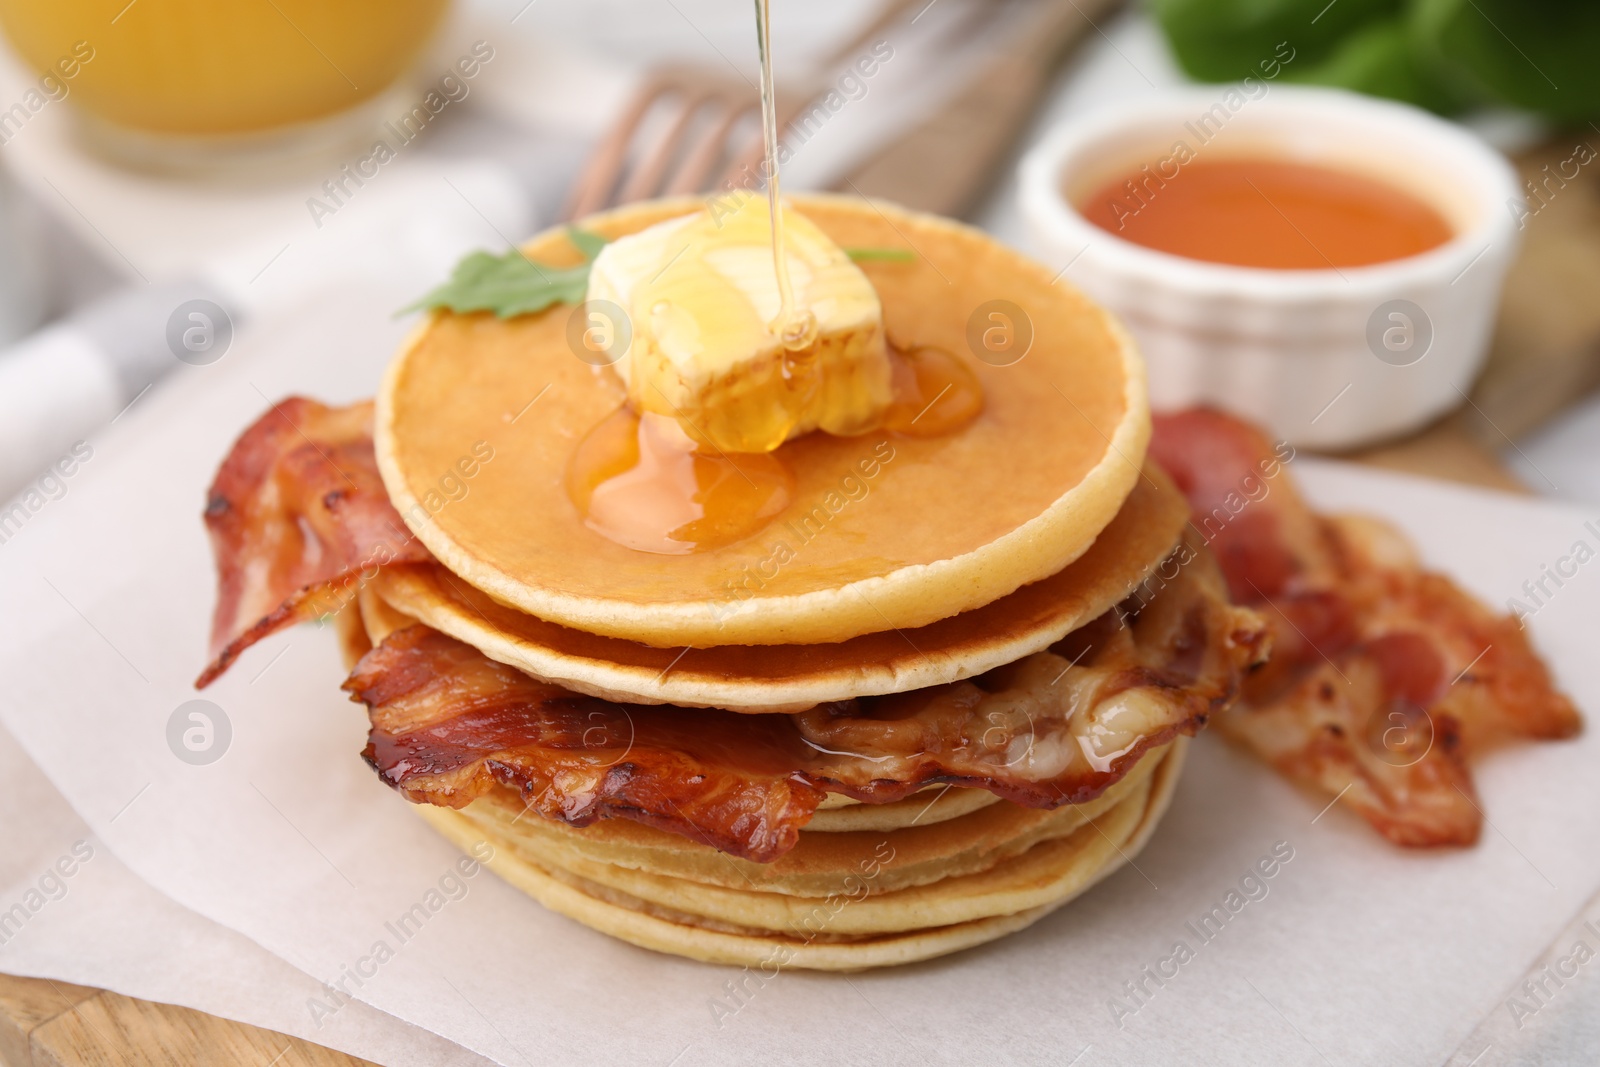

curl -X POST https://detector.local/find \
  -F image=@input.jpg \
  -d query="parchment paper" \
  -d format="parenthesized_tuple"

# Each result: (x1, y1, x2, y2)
(0, 718, 492, 1066)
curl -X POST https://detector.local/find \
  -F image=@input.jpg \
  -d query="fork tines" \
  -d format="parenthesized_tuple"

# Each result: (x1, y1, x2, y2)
(563, 68, 767, 220)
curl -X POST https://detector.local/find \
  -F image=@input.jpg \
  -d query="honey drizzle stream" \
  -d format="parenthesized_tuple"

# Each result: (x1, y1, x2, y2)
(755, 0, 815, 352)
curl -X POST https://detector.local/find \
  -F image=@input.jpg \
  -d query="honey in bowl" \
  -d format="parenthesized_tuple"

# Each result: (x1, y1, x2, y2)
(1078, 157, 1453, 270)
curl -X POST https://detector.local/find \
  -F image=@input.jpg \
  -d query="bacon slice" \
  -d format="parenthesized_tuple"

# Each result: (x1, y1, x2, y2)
(348, 626, 827, 862)
(794, 535, 1267, 809)
(196, 398, 431, 688)
(345, 534, 1267, 862)
(1150, 407, 1581, 847)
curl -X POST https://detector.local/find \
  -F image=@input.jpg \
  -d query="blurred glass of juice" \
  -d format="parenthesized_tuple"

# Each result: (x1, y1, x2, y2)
(0, 0, 453, 172)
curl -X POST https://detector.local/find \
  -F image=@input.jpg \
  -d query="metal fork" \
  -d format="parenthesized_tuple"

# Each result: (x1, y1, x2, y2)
(561, 0, 930, 219)
(562, 65, 761, 219)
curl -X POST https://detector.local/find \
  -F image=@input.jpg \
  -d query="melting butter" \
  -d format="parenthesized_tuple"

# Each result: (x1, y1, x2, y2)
(586, 192, 892, 454)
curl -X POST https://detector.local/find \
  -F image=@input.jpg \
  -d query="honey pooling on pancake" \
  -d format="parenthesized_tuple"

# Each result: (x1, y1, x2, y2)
(883, 345, 983, 437)
(566, 406, 794, 555)
(567, 342, 982, 555)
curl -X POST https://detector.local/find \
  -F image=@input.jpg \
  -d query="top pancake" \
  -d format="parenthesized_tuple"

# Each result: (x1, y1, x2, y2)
(376, 194, 1148, 648)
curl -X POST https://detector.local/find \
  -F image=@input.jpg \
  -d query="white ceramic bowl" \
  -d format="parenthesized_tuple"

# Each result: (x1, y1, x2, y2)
(1020, 86, 1524, 448)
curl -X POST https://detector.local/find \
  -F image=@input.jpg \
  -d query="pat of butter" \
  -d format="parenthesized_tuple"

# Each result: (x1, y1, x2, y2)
(587, 194, 891, 453)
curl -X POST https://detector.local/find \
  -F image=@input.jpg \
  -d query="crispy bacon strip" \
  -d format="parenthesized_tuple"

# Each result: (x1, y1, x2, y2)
(348, 626, 827, 862)
(196, 398, 431, 688)
(344, 537, 1267, 862)
(794, 536, 1267, 809)
(1150, 407, 1581, 847)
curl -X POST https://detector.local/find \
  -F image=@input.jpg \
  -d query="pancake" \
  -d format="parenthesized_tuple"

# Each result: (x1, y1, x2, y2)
(368, 463, 1189, 711)
(376, 193, 1150, 649)
(356, 585, 415, 647)
(455, 742, 1168, 898)
(805, 786, 999, 832)
(492, 769, 1158, 936)
(415, 738, 1183, 970)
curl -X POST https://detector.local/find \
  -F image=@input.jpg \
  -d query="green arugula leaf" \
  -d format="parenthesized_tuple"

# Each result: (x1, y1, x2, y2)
(565, 226, 609, 261)
(844, 246, 915, 263)
(403, 227, 610, 318)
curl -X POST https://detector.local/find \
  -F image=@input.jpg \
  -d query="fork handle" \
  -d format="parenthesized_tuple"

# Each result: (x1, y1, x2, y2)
(843, 0, 1125, 218)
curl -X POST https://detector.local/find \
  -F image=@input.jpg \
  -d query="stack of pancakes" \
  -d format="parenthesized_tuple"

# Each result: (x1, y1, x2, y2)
(331, 197, 1262, 970)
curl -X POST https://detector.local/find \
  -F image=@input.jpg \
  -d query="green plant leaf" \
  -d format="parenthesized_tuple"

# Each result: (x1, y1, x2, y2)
(403, 227, 610, 318)
(1413, 0, 1600, 121)
(1150, 0, 1600, 122)
(1150, 0, 1400, 83)
(566, 226, 609, 261)
(1285, 15, 1475, 114)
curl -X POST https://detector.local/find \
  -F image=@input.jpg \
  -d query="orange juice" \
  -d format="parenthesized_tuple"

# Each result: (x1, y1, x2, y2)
(0, 0, 450, 135)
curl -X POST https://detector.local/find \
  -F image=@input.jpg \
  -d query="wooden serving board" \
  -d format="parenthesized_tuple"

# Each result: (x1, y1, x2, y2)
(0, 974, 374, 1066)
(2, 132, 1597, 1067)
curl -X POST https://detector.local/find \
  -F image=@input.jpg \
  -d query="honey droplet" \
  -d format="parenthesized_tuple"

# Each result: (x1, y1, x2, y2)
(567, 406, 794, 555)
(884, 345, 984, 436)
(776, 307, 819, 352)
